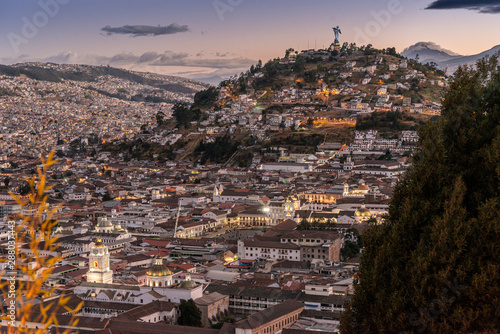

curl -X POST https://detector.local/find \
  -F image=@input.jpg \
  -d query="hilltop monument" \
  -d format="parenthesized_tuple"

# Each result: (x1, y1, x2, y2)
(331, 26, 342, 51)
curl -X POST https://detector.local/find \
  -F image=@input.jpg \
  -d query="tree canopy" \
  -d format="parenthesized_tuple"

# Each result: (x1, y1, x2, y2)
(172, 103, 201, 128)
(177, 299, 202, 327)
(340, 55, 500, 333)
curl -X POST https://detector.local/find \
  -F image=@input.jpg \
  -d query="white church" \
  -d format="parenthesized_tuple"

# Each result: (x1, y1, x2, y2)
(76, 240, 204, 305)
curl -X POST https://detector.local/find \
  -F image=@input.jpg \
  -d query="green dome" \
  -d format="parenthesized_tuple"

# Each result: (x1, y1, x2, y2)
(178, 273, 197, 289)
(179, 279, 197, 289)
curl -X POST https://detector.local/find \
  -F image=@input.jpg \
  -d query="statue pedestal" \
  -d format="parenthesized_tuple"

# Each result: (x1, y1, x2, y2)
(333, 41, 341, 51)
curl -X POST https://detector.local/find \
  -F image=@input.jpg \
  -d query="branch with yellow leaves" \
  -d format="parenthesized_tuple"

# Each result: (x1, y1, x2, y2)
(0, 151, 82, 333)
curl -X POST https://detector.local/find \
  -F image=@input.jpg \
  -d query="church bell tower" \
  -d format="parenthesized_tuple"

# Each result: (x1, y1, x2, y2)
(87, 237, 113, 284)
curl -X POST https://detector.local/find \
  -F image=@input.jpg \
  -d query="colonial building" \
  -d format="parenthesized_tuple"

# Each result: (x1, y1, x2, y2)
(230, 300, 304, 334)
(237, 238, 301, 261)
(267, 197, 300, 225)
(194, 292, 230, 327)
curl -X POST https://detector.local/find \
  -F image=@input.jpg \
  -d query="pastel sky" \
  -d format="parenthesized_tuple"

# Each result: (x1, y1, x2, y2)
(1, 0, 499, 82)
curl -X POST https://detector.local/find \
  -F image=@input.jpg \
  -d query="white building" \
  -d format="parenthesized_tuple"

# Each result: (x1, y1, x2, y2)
(237, 238, 300, 261)
(87, 238, 113, 284)
(258, 163, 313, 173)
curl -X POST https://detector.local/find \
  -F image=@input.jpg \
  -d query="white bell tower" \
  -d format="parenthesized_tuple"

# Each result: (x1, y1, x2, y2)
(87, 237, 113, 284)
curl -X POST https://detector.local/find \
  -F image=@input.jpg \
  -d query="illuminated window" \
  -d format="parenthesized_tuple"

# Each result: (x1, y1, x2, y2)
(94, 261, 98, 267)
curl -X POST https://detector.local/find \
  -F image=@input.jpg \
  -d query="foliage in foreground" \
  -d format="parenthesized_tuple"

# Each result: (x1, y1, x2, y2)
(0, 152, 82, 333)
(340, 55, 500, 333)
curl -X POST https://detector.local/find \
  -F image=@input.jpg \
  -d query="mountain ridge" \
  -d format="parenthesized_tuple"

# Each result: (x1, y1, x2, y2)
(402, 42, 500, 73)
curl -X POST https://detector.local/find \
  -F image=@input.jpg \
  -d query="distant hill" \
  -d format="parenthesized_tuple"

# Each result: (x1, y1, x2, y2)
(193, 75, 225, 86)
(439, 44, 500, 73)
(0, 62, 209, 99)
(402, 42, 500, 74)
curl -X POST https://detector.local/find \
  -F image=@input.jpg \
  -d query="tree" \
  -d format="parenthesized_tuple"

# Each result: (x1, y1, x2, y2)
(178, 299, 202, 327)
(306, 117, 314, 127)
(340, 54, 500, 333)
(4, 176, 10, 188)
(341, 240, 360, 260)
(173, 103, 201, 128)
(297, 218, 310, 230)
(387, 47, 397, 56)
(18, 181, 31, 196)
(212, 316, 236, 329)
(193, 86, 219, 108)
(1, 152, 82, 333)
(155, 111, 166, 126)
(102, 193, 113, 202)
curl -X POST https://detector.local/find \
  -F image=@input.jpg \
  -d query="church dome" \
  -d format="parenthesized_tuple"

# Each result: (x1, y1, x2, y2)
(179, 280, 197, 289)
(147, 256, 172, 277)
(357, 184, 369, 191)
(97, 217, 113, 228)
(178, 273, 197, 289)
(355, 205, 371, 217)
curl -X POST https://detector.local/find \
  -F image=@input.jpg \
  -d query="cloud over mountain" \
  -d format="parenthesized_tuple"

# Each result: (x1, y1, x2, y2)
(101, 23, 190, 37)
(426, 0, 500, 13)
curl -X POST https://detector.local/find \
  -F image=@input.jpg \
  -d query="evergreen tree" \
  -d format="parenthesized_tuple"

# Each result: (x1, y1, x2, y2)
(155, 111, 166, 126)
(18, 181, 31, 196)
(4, 176, 10, 188)
(297, 218, 310, 230)
(178, 299, 202, 327)
(193, 86, 219, 108)
(341, 55, 500, 333)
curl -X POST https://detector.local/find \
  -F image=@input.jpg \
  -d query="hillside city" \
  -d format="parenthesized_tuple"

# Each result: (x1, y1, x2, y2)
(0, 45, 459, 333)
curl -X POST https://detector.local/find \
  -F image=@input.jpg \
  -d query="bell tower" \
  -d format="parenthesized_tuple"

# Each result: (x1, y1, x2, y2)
(87, 237, 113, 284)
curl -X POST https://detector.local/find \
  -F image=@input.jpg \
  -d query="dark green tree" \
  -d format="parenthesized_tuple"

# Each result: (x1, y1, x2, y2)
(102, 193, 113, 202)
(18, 182, 31, 196)
(387, 47, 398, 56)
(340, 55, 500, 333)
(155, 111, 166, 126)
(297, 218, 310, 230)
(211, 316, 236, 329)
(193, 86, 219, 108)
(173, 103, 201, 128)
(178, 299, 202, 327)
(341, 241, 360, 260)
